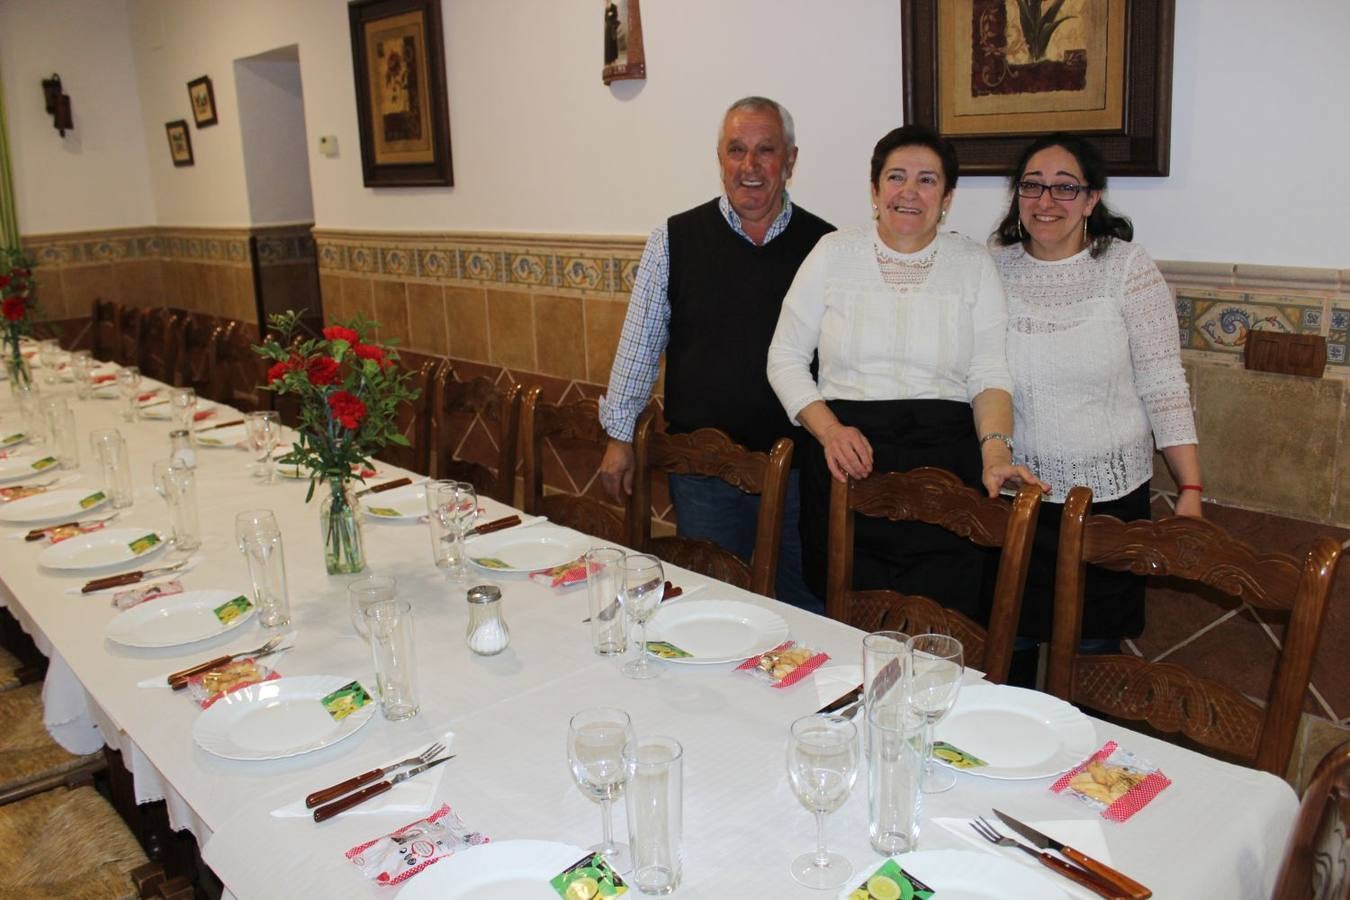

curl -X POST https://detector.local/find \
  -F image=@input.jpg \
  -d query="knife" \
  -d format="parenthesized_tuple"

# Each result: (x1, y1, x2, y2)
(463, 514, 521, 538)
(582, 581, 684, 623)
(816, 683, 863, 715)
(312, 756, 456, 822)
(994, 810, 1151, 899)
(167, 645, 293, 690)
(355, 476, 411, 498)
(81, 560, 190, 594)
(194, 418, 244, 432)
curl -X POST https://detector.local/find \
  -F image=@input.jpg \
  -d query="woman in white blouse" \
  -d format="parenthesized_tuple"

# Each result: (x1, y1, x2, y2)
(767, 125, 1043, 614)
(991, 132, 1201, 649)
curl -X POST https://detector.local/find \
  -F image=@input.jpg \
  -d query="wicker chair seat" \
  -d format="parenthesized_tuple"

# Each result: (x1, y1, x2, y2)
(0, 786, 148, 899)
(0, 684, 104, 796)
(0, 646, 19, 692)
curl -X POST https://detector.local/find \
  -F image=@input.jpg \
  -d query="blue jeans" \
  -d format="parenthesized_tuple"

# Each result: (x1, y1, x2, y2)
(667, 470, 822, 615)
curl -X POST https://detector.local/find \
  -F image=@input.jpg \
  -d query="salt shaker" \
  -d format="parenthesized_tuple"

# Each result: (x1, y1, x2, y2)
(465, 585, 510, 656)
(169, 428, 197, 469)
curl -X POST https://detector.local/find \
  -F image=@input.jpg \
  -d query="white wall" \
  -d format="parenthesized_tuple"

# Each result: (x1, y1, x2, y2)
(0, 0, 154, 234)
(235, 49, 314, 226)
(2, 0, 1347, 268)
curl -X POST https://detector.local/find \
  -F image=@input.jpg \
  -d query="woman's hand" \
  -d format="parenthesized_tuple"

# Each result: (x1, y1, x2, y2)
(821, 422, 873, 483)
(1175, 490, 1204, 518)
(981, 462, 1049, 499)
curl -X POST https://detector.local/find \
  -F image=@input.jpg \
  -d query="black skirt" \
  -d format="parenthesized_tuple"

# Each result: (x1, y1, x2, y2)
(1015, 481, 1152, 641)
(801, 398, 989, 621)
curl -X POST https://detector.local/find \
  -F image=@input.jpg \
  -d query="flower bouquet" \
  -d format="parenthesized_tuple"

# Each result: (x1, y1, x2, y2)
(254, 311, 419, 574)
(1, 250, 37, 392)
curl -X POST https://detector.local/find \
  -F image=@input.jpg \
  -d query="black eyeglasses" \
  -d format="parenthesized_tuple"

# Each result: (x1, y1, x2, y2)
(1016, 180, 1091, 201)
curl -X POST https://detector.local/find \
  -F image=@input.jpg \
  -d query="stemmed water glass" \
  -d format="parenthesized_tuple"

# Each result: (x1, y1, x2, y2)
(169, 386, 198, 432)
(37, 339, 60, 387)
(117, 366, 142, 422)
(909, 633, 965, 794)
(245, 410, 281, 483)
(430, 480, 477, 580)
(786, 714, 860, 889)
(567, 706, 634, 874)
(619, 553, 664, 680)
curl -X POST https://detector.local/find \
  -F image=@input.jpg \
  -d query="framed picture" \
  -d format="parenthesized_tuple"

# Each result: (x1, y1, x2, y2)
(348, 0, 453, 187)
(602, 0, 646, 85)
(187, 75, 218, 128)
(901, 0, 1174, 176)
(165, 120, 194, 167)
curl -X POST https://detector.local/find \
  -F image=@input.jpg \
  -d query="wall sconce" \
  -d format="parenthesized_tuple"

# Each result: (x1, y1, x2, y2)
(40, 74, 73, 137)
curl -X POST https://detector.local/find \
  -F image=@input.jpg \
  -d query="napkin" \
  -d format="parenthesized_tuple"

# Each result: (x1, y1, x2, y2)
(66, 553, 204, 596)
(933, 816, 1112, 864)
(811, 664, 863, 710)
(271, 730, 455, 818)
(136, 631, 297, 689)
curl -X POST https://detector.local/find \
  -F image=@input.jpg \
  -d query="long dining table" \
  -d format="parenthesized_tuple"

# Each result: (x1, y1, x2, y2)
(0, 360, 1298, 899)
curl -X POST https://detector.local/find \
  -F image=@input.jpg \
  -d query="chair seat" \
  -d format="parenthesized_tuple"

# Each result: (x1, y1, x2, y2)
(0, 683, 104, 796)
(0, 785, 148, 898)
(0, 646, 19, 692)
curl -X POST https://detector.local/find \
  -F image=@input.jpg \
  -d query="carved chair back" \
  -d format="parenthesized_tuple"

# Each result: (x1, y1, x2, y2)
(520, 387, 632, 544)
(138, 308, 181, 384)
(91, 299, 120, 361)
(630, 407, 792, 597)
(429, 362, 521, 505)
(826, 467, 1042, 684)
(374, 354, 438, 477)
(1048, 485, 1342, 775)
(174, 312, 219, 393)
(207, 322, 271, 413)
(114, 304, 144, 368)
(1273, 740, 1350, 899)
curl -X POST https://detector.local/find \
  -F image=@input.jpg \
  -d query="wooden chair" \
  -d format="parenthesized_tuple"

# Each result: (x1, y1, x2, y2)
(172, 312, 220, 393)
(826, 467, 1043, 684)
(630, 408, 792, 597)
(0, 683, 105, 806)
(429, 362, 521, 505)
(375, 355, 438, 477)
(114, 304, 145, 368)
(1047, 485, 1342, 776)
(137, 308, 181, 384)
(92, 299, 120, 361)
(207, 321, 271, 412)
(1273, 740, 1350, 900)
(520, 387, 632, 544)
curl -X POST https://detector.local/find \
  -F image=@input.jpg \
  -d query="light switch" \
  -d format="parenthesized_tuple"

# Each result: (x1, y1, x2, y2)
(318, 135, 338, 157)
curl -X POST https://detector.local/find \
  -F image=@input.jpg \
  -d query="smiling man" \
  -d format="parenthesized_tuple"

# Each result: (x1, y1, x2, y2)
(598, 96, 834, 612)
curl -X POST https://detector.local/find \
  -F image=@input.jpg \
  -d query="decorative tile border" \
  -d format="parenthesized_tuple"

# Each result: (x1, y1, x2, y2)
(21, 227, 160, 268)
(253, 224, 316, 268)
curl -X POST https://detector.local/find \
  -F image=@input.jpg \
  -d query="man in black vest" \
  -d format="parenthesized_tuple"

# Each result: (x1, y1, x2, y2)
(597, 96, 835, 613)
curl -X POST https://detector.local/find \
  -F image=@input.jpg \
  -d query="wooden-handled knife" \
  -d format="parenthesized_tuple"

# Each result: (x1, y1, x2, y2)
(995, 810, 1151, 899)
(312, 756, 455, 823)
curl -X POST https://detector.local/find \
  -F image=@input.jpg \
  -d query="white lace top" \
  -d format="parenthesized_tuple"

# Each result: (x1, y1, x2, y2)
(768, 228, 1013, 422)
(994, 240, 1196, 503)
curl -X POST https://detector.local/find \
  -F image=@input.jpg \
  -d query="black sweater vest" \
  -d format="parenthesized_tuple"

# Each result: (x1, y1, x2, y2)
(664, 199, 833, 453)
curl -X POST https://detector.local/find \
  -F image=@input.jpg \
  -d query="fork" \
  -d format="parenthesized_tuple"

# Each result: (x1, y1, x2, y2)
(969, 817, 1124, 899)
(166, 635, 287, 688)
(304, 741, 446, 809)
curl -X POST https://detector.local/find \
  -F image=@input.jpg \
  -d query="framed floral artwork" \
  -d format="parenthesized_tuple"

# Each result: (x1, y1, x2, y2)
(187, 75, 218, 128)
(901, 0, 1175, 176)
(348, 0, 454, 187)
(165, 120, 194, 167)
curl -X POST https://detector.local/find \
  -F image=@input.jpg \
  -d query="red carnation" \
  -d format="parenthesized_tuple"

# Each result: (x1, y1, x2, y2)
(352, 343, 390, 368)
(266, 360, 291, 384)
(305, 355, 341, 386)
(2, 298, 24, 322)
(323, 325, 360, 345)
(328, 390, 367, 430)
(0, 275, 10, 289)
(10, 267, 29, 278)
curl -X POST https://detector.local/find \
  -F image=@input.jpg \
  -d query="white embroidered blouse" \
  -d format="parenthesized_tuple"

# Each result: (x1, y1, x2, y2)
(767, 228, 1013, 423)
(994, 240, 1197, 503)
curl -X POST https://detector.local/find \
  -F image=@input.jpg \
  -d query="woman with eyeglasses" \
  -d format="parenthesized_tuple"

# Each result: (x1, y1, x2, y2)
(991, 132, 1201, 659)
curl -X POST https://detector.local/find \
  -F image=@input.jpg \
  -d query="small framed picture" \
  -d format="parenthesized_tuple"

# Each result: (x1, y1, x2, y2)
(187, 75, 218, 128)
(165, 120, 194, 167)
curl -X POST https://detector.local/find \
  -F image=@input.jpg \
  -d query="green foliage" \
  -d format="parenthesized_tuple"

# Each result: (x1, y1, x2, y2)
(253, 310, 420, 500)
(1016, 0, 1076, 62)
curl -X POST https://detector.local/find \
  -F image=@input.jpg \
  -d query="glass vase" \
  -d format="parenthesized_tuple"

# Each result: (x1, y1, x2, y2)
(320, 478, 366, 575)
(6, 338, 32, 395)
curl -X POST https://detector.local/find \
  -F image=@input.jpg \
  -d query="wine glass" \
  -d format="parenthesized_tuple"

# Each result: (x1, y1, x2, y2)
(37, 339, 60, 387)
(245, 410, 281, 483)
(619, 553, 664, 680)
(909, 633, 965, 794)
(786, 714, 860, 889)
(117, 366, 142, 422)
(169, 386, 197, 432)
(431, 480, 477, 580)
(567, 707, 634, 874)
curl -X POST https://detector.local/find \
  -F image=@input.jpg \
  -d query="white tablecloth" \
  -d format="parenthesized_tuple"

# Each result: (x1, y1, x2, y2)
(0, 376, 1296, 899)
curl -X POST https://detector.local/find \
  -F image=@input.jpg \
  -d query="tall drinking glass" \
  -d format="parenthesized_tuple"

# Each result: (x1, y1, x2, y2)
(585, 547, 627, 656)
(169, 387, 197, 432)
(429, 480, 476, 580)
(861, 631, 910, 753)
(364, 599, 419, 721)
(786, 714, 859, 889)
(117, 366, 142, 422)
(94, 433, 134, 509)
(909, 633, 965, 794)
(37, 339, 60, 387)
(619, 553, 664, 680)
(153, 460, 200, 552)
(234, 509, 291, 628)
(70, 351, 94, 401)
(14, 383, 46, 448)
(44, 399, 78, 469)
(567, 707, 634, 873)
(867, 703, 923, 855)
(623, 735, 684, 895)
(349, 574, 397, 642)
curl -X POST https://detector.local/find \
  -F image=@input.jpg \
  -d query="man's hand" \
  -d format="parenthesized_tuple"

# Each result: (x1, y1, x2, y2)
(600, 439, 636, 500)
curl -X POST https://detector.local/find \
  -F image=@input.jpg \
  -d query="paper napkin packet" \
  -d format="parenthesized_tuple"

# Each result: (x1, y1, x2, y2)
(526, 556, 588, 589)
(112, 580, 184, 610)
(848, 858, 934, 899)
(1050, 740, 1171, 822)
(550, 852, 628, 897)
(346, 804, 488, 886)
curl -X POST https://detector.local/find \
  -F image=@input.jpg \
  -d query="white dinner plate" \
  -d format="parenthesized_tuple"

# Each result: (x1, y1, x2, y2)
(195, 423, 248, 447)
(192, 675, 376, 760)
(395, 841, 589, 900)
(0, 431, 30, 449)
(64, 363, 118, 383)
(646, 598, 790, 664)
(839, 850, 1071, 899)
(0, 452, 62, 483)
(362, 482, 428, 520)
(38, 526, 167, 572)
(105, 588, 254, 648)
(142, 401, 216, 421)
(0, 487, 110, 524)
(468, 523, 590, 573)
(932, 684, 1096, 780)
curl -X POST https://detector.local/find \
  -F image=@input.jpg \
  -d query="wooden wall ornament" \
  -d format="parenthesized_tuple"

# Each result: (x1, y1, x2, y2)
(1243, 332, 1327, 378)
(602, 0, 646, 85)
